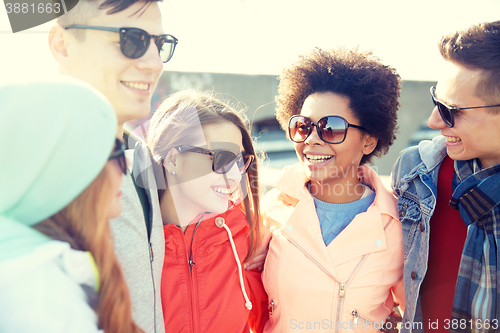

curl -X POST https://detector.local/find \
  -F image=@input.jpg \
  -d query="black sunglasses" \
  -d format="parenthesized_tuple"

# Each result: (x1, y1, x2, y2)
(109, 138, 127, 174)
(430, 86, 500, 128)
(64, 25, 178, 63)
(288, 115, 366, 144)
(176, 145, 254, 175)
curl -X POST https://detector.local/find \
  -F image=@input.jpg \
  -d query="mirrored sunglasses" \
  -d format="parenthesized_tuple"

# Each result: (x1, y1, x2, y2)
(176, 145, 254, 175)
(288, 115, 366, 144)
(64, 25, 178, 63)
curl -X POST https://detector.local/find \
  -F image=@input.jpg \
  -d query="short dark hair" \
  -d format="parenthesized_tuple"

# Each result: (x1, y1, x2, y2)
(99, 0, 160, 14)
(439, 21, 500, 105)
(275, 47, 401, 165)
(58, 0, 161, 39)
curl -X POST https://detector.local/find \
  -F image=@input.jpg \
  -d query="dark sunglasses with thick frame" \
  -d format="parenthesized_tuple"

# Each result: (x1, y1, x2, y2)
(176, 145, 254, 175)
(109, 138, 127, 174)
(64, 25, 178, 63)
(288, 115, 367, 144)
(430, 85, 500, 128)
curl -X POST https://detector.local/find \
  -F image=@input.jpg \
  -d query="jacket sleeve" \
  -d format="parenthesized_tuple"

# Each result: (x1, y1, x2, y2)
(0, 260, 102, 333)
(391, 145, 421, 196)
(245, 269, 269, 333)
(391, 276, 406, 313)
(383, 217, 406, 314)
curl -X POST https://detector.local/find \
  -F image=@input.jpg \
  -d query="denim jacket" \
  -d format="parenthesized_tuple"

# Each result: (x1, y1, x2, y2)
(391, 136, 447, 333)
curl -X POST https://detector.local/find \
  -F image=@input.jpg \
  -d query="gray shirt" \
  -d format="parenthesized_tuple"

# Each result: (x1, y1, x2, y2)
(109, 142, 165, 333)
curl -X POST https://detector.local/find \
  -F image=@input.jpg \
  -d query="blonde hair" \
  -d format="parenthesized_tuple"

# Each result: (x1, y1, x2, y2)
(147, 89, 262, 260)
(34, 166, 143, 333)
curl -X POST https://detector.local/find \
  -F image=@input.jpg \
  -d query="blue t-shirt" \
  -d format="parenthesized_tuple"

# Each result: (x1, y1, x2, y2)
(313, 187, 375, 246)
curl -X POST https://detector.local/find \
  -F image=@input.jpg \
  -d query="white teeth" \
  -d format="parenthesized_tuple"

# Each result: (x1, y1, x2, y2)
(445, 136, 461, 143)
(123, 82, 149, 90)
(213, 187, 231, 194)
(305, 154, 333, 163)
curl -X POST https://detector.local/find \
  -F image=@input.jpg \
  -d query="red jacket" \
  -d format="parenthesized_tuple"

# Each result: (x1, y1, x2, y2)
(161, 205, 269, 333)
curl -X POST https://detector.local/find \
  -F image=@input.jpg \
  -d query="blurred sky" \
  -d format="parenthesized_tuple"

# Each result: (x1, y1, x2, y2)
(1, 0, 500, 84)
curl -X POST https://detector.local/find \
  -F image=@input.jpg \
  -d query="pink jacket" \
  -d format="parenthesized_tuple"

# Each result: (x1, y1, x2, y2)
(262, 164, 404, 333)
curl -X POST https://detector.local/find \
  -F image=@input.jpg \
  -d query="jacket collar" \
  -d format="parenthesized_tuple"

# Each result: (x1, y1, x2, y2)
(417, 136, 447, 174)
(173, 202, 246, 234)
(272, 163, 398, 276)
(275, 163, 398, 221)
(358, 165, 398, 221)
(274, 163, 311, 202)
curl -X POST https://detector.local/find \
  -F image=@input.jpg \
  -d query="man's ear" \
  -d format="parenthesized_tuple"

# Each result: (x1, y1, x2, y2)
(48, 24, 71, 67)
(163, 148, 179, 175)
(362, 134, 378, 155)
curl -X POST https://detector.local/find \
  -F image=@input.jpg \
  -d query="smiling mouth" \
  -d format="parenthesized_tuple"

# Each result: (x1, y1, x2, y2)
(305, 154, 333, 164)
(445, 136, 462, 143)
(122, 81, 149, 91)
(212, 186, 234, 195)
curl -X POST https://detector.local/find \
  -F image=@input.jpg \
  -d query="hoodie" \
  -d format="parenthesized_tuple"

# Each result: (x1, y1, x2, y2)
(0, 76, 117, 332)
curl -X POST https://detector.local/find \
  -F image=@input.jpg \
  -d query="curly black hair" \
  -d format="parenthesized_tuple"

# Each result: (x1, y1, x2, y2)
(276, 47, 401, 165)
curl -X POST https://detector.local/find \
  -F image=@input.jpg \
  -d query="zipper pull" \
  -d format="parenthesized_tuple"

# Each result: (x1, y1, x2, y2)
(339, 283, 345, 299)
(149, 242, 154, 262)
(268, 301, 275, 315)
(188, 259, 196, 267)
(352, 310, 359, 325)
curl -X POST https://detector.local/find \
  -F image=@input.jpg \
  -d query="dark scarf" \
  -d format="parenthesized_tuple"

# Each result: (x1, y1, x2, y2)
(449, 159, 500, 333)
